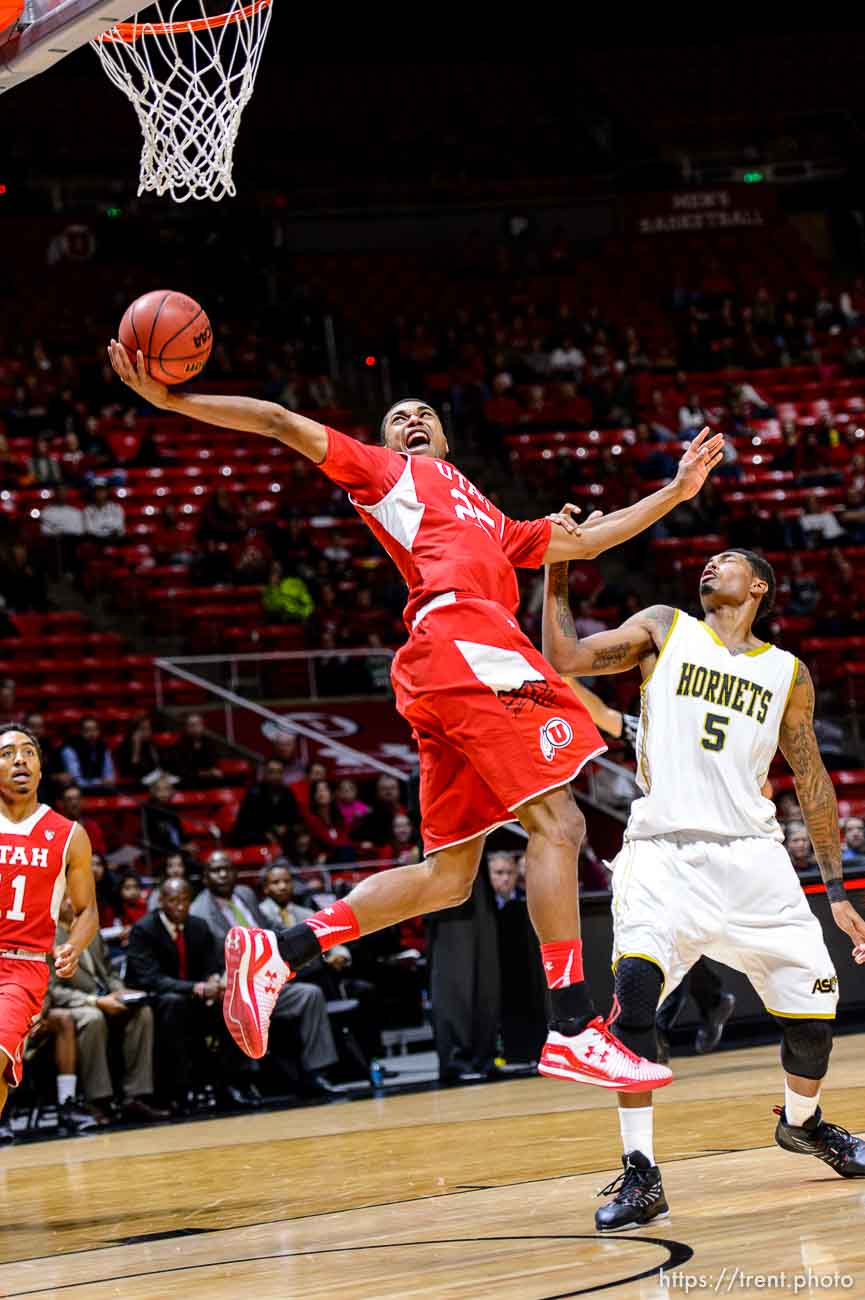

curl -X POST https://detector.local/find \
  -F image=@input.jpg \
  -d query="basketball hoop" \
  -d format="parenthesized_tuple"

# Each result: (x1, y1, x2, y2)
(92, 0, 273, 203)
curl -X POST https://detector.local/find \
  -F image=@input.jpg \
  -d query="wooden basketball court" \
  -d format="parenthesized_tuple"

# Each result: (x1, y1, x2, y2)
(2, 1035, 864, 1298)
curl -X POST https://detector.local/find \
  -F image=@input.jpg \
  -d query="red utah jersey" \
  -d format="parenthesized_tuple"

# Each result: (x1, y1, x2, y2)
(320, 427, 552, 628)
(0, 805, 76, 953)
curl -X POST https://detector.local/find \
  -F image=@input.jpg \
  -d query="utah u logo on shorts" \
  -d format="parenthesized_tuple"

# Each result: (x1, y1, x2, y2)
(540, 716, 574, 762)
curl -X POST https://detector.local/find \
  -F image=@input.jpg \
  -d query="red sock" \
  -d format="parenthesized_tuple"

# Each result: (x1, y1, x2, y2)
(303, 900, 361, 952)
(540, 940, 584, 989)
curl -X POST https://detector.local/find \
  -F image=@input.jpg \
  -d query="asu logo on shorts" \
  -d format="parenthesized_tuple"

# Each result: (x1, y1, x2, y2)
(540, 717, 574, 762)
(812, 975, 838, 995)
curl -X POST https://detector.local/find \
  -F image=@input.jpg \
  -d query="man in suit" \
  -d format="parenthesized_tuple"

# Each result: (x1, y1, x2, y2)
(126, 878, 260, 1111)
(488, 851, 548, 1064)
(190, 852, 338, 1093)
(51, 897, 168, 1123)
(231, 759, 299, 847)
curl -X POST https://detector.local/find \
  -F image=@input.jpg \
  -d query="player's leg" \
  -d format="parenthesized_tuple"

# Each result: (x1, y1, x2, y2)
(719, 837, 865, 1176)
(224, 832, 486, 1059)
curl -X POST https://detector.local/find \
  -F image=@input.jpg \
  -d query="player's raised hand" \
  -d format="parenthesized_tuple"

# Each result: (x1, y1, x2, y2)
(107, 340, 169, 409)
(546, 504, 603, 536)
(53, 942, 80, 980)
(673, 426, 725, 500)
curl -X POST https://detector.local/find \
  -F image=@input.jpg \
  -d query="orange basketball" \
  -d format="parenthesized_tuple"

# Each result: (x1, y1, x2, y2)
(119, 289, 212, 385)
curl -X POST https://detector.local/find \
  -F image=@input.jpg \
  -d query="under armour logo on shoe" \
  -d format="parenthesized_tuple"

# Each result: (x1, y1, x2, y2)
(600, 1050, 609, 1063)
(584, 1045, 595, 1058)
(263, 970, 279, 994)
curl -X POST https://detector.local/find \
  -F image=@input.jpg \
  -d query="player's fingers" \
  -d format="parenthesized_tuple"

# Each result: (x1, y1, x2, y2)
(700, 434, 724, 457)
(561, 503, 582, 518)
(136, 349, 148, 383)
(707, 451, 725, 471)
(689, 425, 710, 451)
(584, 510, 603, 524)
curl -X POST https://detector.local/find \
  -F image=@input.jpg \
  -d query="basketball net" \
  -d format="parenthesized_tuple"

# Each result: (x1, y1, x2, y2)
(92, 0, 273, 203)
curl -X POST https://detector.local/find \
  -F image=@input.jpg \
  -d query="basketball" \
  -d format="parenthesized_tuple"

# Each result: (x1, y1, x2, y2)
(118, 289, 212, 385)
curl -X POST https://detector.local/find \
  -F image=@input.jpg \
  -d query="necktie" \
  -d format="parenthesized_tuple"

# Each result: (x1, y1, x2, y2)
(175, 926, 188, 980)
(228, 899, 250, 928)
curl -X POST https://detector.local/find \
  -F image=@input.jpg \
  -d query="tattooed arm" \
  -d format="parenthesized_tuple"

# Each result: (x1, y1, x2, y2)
(542, 563, 675, 679)
(779, 659, 865, 958)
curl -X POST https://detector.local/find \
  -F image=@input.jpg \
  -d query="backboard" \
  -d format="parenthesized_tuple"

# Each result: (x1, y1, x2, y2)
(0, 0, 141, 92)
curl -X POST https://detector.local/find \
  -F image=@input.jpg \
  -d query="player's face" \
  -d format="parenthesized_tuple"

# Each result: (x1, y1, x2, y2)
(698, 552, 763, 612)
(383, 401, 449, 460)
(0, 731, 41, 801)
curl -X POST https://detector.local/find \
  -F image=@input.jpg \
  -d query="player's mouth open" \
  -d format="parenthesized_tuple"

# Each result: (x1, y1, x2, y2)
(405, 429, 430, 451)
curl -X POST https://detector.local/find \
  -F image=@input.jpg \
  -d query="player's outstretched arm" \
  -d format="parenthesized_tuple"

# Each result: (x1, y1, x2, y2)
(108, 342, 328, 463)
(53, 825, 98, 980)
(543, 427, 724, 562)
(779, 659, 865, 960)
(542, 562, 674, 678)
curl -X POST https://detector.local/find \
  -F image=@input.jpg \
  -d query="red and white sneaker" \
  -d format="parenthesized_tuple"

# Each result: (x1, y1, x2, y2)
(538, 1002, 673, 1093)
(223, 927, 292, 1059)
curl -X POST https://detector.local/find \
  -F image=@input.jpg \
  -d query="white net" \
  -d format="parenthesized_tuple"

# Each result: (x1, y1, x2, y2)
(92, 0, 273, 203)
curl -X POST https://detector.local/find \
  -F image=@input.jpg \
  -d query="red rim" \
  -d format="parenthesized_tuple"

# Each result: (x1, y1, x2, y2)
(98, 0, 269, 42)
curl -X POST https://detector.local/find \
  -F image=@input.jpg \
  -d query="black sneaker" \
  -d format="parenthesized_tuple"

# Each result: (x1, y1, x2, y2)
(595, 1151, 669, 1232)
(774, 1106, 865, 1177)
(694, 992, 736, 1054)
(56, 1099, 99, 1136)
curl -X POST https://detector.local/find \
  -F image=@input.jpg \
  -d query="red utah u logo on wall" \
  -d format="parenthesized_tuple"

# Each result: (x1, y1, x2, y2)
(539, 716, 574, 762)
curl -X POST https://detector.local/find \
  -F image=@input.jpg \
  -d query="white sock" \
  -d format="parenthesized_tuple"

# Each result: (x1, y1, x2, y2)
(785, 1081, 820, 1127)
(57, 1074, 76, 1107)
(618, 1105, 655, 1165)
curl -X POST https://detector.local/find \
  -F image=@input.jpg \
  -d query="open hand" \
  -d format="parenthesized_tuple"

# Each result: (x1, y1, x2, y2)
(674, 427, 725, 501)
(832, 899, 865, 959)
(107, 340, 169, 409)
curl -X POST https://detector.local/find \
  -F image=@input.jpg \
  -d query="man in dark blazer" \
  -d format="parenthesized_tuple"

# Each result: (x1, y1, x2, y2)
(126, 878, 260, 1111)
(190, 852, 338, 1093)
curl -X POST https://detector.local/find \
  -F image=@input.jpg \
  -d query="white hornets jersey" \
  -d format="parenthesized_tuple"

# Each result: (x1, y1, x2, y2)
(626, 610, 798, 842)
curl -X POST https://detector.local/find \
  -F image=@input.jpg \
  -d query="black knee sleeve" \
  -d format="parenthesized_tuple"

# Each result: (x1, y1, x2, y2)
(613, 957, 665, 1062)
(773, 1016, 833, 1081)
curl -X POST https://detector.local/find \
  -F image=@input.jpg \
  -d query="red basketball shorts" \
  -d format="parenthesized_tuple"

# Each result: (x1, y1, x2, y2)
(392, 595, 606, 854)
(0, 958, 49, 1086)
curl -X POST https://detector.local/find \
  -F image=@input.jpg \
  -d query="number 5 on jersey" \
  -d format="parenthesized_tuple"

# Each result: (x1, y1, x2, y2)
(702, 713, 730, 752)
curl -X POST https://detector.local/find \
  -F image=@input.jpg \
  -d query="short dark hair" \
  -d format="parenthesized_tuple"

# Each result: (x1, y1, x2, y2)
(728, 549, 776, 618)
(379, 397, 427, 441)
(0, 723, 42, 758)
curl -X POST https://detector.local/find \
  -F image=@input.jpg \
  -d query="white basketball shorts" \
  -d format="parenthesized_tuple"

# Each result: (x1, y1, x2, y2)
(610, 833, 838, 1020)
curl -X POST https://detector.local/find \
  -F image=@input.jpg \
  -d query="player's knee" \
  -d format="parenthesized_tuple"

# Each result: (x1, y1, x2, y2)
(521, 787, 584, 851)
(613, 956, 665, 1062)
(775, 1017, 833, 1080)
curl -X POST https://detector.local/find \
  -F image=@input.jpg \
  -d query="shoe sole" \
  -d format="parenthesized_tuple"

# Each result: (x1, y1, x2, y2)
(596, 1209, 670, 1233)
(224, 930, 266, 1060)
(538, 1063, 673, 1093)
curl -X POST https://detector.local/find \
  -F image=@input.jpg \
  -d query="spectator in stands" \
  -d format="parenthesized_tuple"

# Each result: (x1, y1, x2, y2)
(59, 785, 107, 857)
(334, 778, 370, 834)
(118, 872, 149, 930)
(198, 486, 245, 544)
(302, 778, 354, 861)
(232, 758, 299, 848)
(263, 730, 306, 784)
(489, 852, 521, 908)
(147, 852, 191, 911)
(60, 717, 116, 789)
(776, 792, 802, 826)
(83, 482, 125, 539)
(91, 851, 120, 929)
(308, 373, 336, 409)
(678, 393, 708, 436)
(167, 713, 223, 787)
(785, 821, 817, 875)
(355, 774, 406, 847)
(487, 850, 546, 1063)
(842, 817, 865, 868)
(287, 826, 326, 868)
(39, 483, 84, 576)
(799, 493, 845, 547)
(114, 715, 161, 786)
(387, 811, 422, 865)
(0, 599, 17, 642)
(27, 434, 63, 486)
(549, 336, 585, 381)
(190, 853, 339, 1094)
(0, 542, 48, 612)
(259, 863, 311, 929)
(50, 895, 168, 1123)
(0, 678, 17, 720)
(127, 879, 260, 1112)
(141, 774, 186, 857)
(261, 561, 314, 624)
(840, 489, 865, 543)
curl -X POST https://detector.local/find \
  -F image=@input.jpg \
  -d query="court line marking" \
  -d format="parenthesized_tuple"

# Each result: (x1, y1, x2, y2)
(2, 1233, 695, 1299)
(0, 1133, 827, 1272)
